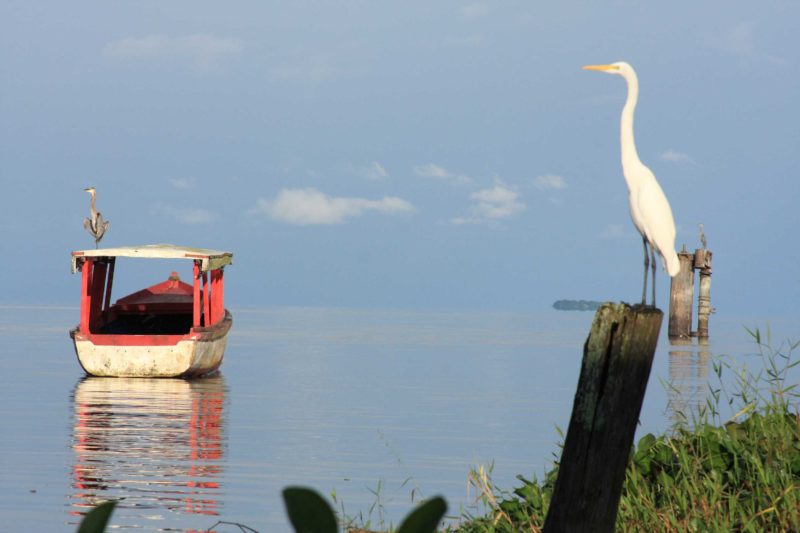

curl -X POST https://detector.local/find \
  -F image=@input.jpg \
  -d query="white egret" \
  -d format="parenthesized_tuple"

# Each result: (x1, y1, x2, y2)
(83, 186, 110, 248)
(583, 61, 680, 307)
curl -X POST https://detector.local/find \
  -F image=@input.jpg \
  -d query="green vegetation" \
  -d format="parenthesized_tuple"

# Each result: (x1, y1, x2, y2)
(76, 501, 116, 533)
(453, 328, 800, 532)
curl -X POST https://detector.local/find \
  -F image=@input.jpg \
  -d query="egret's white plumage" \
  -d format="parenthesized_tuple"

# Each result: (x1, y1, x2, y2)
(583, 61, 679, 307)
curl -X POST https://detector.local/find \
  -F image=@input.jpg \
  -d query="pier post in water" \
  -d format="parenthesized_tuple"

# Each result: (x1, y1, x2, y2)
(668, 247, 695, 339)
(694, 249, 712, 338)
(544, 303, 662, 533)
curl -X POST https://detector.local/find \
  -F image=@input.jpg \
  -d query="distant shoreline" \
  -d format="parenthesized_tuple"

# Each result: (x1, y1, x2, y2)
(552, 299, 603, 311)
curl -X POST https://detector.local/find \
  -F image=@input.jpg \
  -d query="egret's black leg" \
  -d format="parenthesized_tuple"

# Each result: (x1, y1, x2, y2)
(650, 244, 657, 307)
(641, 237, 649, 306)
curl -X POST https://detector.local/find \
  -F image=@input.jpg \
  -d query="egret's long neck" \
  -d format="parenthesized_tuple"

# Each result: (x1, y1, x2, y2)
(89, 192, 97, 217)
(620, 70, 642, 187)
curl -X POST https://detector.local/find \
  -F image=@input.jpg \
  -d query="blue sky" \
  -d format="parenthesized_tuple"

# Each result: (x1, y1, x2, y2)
(2, 2, 798, 316)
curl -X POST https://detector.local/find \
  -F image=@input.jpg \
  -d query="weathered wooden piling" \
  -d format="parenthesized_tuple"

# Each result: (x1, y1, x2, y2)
(543, 303, 662, 533)
(668, 247, 695, 339)
(695, 249, 712, 338)
(668, 244, 713, 339)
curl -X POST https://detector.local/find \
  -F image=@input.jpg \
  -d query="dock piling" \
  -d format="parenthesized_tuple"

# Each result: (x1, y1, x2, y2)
(668, 247, 695, 339)
(695, 249, 712, 338)
(543, 303, 662, 533)
(668, 230, 713, 339)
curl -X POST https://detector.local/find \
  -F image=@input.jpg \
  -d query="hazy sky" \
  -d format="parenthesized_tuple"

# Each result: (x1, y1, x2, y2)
(2, 2, 798, 317)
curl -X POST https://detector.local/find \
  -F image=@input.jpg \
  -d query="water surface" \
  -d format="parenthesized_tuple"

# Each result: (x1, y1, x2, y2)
(0, 305, 794, 531)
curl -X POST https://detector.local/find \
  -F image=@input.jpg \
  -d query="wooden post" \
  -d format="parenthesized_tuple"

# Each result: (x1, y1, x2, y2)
(80, 258, 93, 333)
(695, 249, 712, 338)
(89, 260, 107, 331)
(203, 271, 210, 327)
(218, 267, 225, 319)
(668, 247, 694, 339)
(102, 257, 115, 311)
(543, 303, 662, 533)
(209, 268, 221, 325)
(192, 260, 202, 328)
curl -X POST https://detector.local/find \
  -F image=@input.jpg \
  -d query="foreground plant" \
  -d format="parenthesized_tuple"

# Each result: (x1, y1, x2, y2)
(283, 487, 446, 533)
(76, 501, 116, 533)
(454, 328, 800, 532)
(76, 488, 446, 533)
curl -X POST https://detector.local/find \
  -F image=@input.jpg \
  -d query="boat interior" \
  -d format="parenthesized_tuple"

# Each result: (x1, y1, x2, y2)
(91, 273, 198, 335)
(98, 311, 194, 335)
(75, 251, 228, 338)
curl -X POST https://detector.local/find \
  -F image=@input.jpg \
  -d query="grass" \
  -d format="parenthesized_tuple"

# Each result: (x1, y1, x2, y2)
(332, 428, 427, 532)
(451, 328, 800, 532)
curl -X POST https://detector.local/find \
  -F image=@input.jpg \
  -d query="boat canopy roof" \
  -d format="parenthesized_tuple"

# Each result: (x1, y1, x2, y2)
(72, 244, 233, 273)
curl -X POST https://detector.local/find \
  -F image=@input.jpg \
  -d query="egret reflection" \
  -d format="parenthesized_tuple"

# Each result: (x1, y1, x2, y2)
(69, 376, 227, 528)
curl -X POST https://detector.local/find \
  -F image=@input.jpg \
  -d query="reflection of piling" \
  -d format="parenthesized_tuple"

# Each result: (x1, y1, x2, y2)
(695, 249, 712, 338)
(668, 248, 695, 339)
(667, 338, 711, 427)
(668, 246, 713, 339)
(544, 303, 662, 533)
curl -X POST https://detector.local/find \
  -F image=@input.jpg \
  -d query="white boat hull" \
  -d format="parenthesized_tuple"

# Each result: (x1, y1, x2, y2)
(71, 312, 232, 378)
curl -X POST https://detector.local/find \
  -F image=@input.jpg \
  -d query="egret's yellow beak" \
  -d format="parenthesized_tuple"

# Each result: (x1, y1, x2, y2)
(583, 64, 617, 72)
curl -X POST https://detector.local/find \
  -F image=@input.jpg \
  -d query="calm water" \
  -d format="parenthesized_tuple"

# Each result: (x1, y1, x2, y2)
(0, 305, 795, 531)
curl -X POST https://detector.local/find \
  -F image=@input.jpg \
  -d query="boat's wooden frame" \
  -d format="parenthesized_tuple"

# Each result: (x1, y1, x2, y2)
(70, 244, 233, 378)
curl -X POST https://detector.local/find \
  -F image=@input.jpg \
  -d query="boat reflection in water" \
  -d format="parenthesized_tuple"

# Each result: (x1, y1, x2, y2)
(68, 375, 227, 529)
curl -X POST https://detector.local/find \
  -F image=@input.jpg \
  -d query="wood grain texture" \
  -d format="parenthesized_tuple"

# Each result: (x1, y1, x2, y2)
(544, 302, 663, 533)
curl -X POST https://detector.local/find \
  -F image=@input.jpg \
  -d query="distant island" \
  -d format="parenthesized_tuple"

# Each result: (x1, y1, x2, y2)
(552, 299, 604, 311)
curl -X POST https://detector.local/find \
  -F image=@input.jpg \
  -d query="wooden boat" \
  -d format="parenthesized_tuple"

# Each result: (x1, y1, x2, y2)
(70, 244, 233, 378)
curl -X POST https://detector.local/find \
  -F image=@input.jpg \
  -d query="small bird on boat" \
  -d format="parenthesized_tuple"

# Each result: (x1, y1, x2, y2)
(699, 223, 707, 250)
(83, 187, 110, 248)
(582, 61, 680, 308)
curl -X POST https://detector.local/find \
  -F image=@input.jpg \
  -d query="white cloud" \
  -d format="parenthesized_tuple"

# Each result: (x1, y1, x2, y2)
(355, 161, 389, 181)
(413, 163, 472, 185)
(169, 178, 195, 190)
(601, 224, 626, 239)
(452, 182, 526, 225)
(104, 34, 243, 73)
(472, 185, 526, 219)
(414, 163, 449, 179)
(709, 21, 757, 59)
(533, 174, 567, 190)
(659, 149, 695, 164)
(256, 188, 414, 225)
(153, 204, 217, 225)
(707, 21, 784, 64)
(460, 3, 490, 19)
(268, 44, 366, 84)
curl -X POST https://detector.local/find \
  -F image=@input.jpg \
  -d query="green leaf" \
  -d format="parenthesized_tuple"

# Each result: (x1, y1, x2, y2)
(282, 486, 338, 533)
(396, 496, 447, 533)
(76, 501, 117, 533)
(637, 433, 656, 452)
